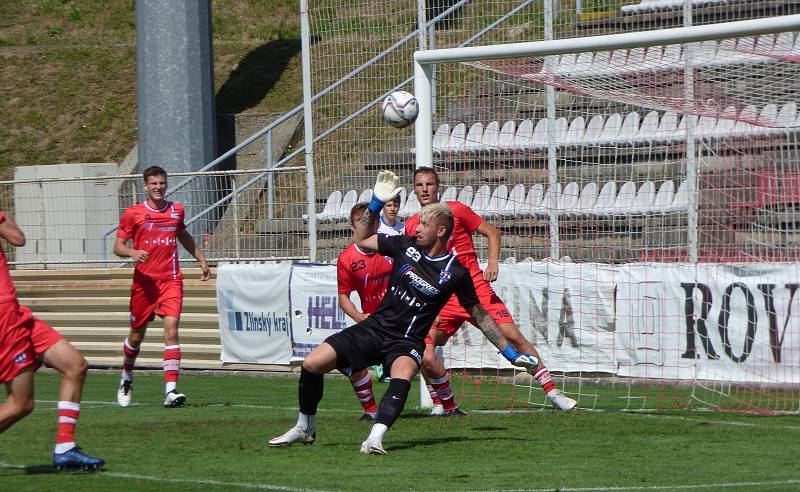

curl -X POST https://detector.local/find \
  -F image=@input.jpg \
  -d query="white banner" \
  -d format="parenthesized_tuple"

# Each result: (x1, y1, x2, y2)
(217, 263, 293, 364)
(288, 264, 357, 360)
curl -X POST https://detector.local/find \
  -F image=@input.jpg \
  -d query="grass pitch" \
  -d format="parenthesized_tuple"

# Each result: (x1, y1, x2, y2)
(1, 371, 799, 492)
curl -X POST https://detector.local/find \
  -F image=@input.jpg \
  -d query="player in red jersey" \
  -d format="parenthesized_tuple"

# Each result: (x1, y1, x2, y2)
(113, 166, 210, 408)
(0, 211, 104, 470)
(405, 167, 577, 412)
(337, 202, 394, 420)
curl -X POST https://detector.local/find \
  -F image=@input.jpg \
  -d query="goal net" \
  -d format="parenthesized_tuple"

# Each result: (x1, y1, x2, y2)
(413, 16, 800, 414)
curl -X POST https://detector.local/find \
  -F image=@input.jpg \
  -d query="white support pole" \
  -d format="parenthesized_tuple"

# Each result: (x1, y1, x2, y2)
(266, 129, 274, 219)
(300, 0, 317, 261)
(418, 0, 427, 51)
(683, 0, 699, 263)
(544, 0, 560, 261)
(414, 59, 434, 169)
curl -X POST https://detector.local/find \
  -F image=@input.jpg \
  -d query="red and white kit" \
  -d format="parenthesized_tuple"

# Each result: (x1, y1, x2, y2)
(404, 200, 514, 342)
(337, 243, 393, 314)
(117, 201, 186, 329)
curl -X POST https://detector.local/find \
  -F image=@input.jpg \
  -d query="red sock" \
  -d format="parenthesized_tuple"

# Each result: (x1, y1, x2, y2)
(427, 384, 443, 406)
(122, 337, 140, 380)
(163, 345, 181, 393)
(56, 401, 80, 451)
(351, 372, 378, 414)
(533, 367, 556, 394)
(430, 372, 457, 411)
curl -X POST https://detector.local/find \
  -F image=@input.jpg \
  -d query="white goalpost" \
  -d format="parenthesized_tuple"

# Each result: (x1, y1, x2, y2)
(411, 14, 800, 414)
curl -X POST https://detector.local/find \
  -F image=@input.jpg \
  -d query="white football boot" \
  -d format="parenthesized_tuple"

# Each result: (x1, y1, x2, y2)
(163, 390, 186, 408)
(117, 380, 133, 408)
(547, 390, 577, 411)
(429, 404, 445, 416)
(268, 426, 316, 447)
(359, 436, 387, 455)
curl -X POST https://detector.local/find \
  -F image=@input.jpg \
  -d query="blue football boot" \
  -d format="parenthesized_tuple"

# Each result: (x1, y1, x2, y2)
(53, 447, 105, 471)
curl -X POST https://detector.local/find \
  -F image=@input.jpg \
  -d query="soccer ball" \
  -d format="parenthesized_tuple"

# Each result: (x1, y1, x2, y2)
(382, 90, 418, 128)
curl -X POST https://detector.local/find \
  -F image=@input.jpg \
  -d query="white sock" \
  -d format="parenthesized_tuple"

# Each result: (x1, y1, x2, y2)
(165, 381, 177, 394)
(54, 442, 76, 454)
(296, 412, 315, 431)
(121, 372, 133, 382)
(367, 423, 388, 442)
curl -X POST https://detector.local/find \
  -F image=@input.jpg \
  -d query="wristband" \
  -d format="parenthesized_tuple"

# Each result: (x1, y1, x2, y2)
(499, 345, 521, 362)
(367, 195, 386, 214)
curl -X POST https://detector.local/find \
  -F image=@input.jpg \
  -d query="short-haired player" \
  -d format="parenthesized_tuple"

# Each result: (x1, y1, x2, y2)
(378, 194, 403, 236)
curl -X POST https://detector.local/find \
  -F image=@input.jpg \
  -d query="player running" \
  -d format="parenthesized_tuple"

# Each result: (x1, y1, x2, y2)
(0, 211, 104, 470)
(269, 171, 541, 454)
(113, 166, 210, 408)
(337, 202, 393, 420)
(404, 167, 576, 412)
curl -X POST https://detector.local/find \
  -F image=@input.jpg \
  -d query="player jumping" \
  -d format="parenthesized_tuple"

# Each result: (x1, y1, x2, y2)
(404, 167, 576, 412)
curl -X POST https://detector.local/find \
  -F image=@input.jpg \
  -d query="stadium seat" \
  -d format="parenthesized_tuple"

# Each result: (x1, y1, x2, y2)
(572, 52, 595, 76)
(531, 118, 549, 150)
(481, 184, 508, 218)
(609, 181, 637, 215)
(637, 111, 660, 144)
(732, 105, 759, 136)
(599, 113, 622, 144)
(445, 123, 466, 154)
(398, 188, 407, 210)
(757, 103, 779, 128)
(583, 115, 605, 145)
(774, 32, 795, 53)
(573, 182, 598, 216)
(531, 183, 561, 218)
(755, 34, 776, 52)
(652, 110, 678, 143)
(665, 179, 690, 213)
(646, 180, 675, 214)
(432, 123, 450, 156)
(712, 106, 738, 139)
(480, 120, 500, 155)
(563, 116, 586, 148)
(499, 183, 525, 218)
(512, 119, 533, 151)
(440, 186, 458, 202)
(519, 183, 544, 218)
(497, 120, 516, 152)
(457, 185, 474, 207)
(316, 190, 342, 222)
(358, 188, 373, 203)
(626, 48, 646, 70)
(399, 190, 420, 218)
(619, 112, 641, 144)
(590, 181, 617, 216)
(470, 185, 491, 216)
(696, 115, 718, 141)
(558, 182, 580, 215)
(777, 102, 797, 128)
(463, 122, 485, 154)
(554, 117, 568, 146)
(630, 181, 656, 215)
(335, 190, 358, 221)
(662, 44, 683, 69)
(643, 46, 663, 69)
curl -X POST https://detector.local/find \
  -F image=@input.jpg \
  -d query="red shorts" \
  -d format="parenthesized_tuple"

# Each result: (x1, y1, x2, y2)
(0, 302, 63, 383)
(129, 277, 184, 330)
(426, 273, 514, 345)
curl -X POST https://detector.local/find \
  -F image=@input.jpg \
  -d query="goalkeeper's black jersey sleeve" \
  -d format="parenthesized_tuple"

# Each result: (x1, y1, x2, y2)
(371, 234, 479, 343)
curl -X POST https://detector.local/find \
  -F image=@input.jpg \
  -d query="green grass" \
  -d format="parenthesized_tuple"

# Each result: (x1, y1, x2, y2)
(2, 371, 799, 491)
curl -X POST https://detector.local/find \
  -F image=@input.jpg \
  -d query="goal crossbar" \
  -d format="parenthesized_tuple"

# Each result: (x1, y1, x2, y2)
(413, 13, 800, 167)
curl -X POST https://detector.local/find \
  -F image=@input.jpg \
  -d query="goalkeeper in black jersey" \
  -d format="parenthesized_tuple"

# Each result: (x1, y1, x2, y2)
(268, 171, 541, 454)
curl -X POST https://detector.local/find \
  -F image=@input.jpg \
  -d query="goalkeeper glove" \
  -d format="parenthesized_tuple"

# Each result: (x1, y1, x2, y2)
(500, 345, 539, 373)
(368, 170, 403, 213)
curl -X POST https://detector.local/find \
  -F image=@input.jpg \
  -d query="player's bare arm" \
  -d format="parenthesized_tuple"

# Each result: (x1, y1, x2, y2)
(0, 214, 25, 246)
(177, 229, 210, 281)
(354, 209, 380, 252)
(466, 303, 540, 373)
(476, 220, 501, 282)
(338, 293, 368, 322)
(113, 236, 149, 263)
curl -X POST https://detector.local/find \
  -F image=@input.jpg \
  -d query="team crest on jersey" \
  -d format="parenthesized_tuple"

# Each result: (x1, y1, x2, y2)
(14, 351, 28, 365)
(170, 206, 179, 220)
(438, 270, 452, 285)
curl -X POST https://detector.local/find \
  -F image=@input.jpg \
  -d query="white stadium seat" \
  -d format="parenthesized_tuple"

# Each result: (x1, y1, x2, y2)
(316, 190, 342, 222)
(630, 181, 656, 215)
(457, 185, 473, 206)
(499, 184, 526, 218)
(599, 113, 622, 144)
(520, 184, 544, 218)
(481, 184, 508, 218)
(647, 180, 675, 214)
(463, 122, 485, 154)
(619, 112, 640, 144)
(574, 182, 598, 216)
(358, 188, 372, 203)
(497, 120, 516, 152)
(637, 111, 660, 144)
(470, 185, 491, 216)
(480, 120, 500, 155)
(440, 186, 458, 202)
(653, 110, 678, 143)
(665, 179, 690, 213)
(609, 181, 637, 215)
(512, 119, 533, 151)
(591, 181, 617, 217)
(335, 189, 358, 221)
(558, 182, 580, 215)
(399, 190, 420, 218)
(432, 123, 450, 156)
(563, 116, 586, 148)
(446, 123, 466, 154)
(583, 115, 605, 145)
(531, 183, 561, 218)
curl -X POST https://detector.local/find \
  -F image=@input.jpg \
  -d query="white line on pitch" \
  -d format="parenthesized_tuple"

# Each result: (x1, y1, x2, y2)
(628, 412, 800, 431)
(466, 479, 800, 491)
(33, 399, 363, 414)
(0, 462, 333, 492)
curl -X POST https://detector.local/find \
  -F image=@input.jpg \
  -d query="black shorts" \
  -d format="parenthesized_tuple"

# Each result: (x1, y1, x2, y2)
(324, 319, 425, 377)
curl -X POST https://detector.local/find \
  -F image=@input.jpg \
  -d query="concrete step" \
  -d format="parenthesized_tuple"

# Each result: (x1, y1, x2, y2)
(11, 267, 215, 280)
(19, 297, 217, 313)
(72, 341, 220, 355)
(35, 311, 219, 329)
(86, 356, 224, 370)
(15, 280, 216, 298)
(56, 326, 219, 343)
